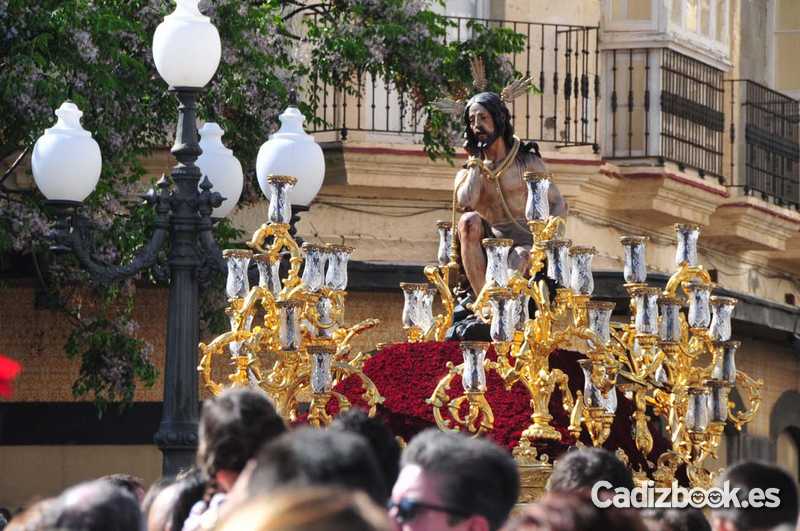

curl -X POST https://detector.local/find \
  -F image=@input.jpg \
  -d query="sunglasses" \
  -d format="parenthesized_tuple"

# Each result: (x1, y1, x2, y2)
(387, 497, 469, 524)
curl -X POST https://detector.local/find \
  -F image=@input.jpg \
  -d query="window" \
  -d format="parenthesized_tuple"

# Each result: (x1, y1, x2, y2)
(775, 0, 800, 92)
(612, 0, 652, 21)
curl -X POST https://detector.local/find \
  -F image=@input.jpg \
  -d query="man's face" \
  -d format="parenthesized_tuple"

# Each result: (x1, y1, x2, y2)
(468, 103, 496, 148)
(389, 465, 485, 531)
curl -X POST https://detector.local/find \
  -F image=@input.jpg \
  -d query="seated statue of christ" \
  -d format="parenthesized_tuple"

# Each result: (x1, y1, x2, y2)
(454, 91, 568, 297)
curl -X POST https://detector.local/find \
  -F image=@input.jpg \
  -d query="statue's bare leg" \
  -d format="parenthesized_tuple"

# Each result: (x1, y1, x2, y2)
(458, 212, 486, 296)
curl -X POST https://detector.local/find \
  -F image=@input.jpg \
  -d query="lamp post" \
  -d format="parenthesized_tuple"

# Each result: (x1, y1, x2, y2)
(32, 0, 240, 474)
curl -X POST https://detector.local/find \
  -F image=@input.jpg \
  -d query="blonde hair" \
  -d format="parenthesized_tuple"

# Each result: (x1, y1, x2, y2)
(215, 487, 390, 531)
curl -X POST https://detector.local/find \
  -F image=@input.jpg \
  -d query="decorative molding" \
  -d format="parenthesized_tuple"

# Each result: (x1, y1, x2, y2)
(705, 197, 800, 252)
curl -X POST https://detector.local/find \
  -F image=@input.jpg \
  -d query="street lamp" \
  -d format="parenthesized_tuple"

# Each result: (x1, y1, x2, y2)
(256, 91, 326, 238)
(32, 0, 237, 474)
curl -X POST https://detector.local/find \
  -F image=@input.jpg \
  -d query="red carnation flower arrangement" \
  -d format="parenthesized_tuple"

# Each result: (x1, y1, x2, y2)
(331, 341, 669, 467)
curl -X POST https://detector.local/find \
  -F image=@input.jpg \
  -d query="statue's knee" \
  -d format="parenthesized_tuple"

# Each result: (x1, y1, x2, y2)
(458, 213, 483, 243)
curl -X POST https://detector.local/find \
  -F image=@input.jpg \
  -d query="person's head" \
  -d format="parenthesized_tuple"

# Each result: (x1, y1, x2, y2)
(463, 92, 514, 156)
(216, 487, 390, 531)
(546, 447, 634, 493)
(197, 386, 286, 491)
(102, 473, 146, 503)
(711, 461, 799, 531)
(391, 429, 519, 531)
(5, 498, 57, 531)
(504, 490, 647, 531)
(47, 480, 142, 531)
(246, 427, 388, 504)
(641, 508, 711, 531)
(331, 408, 401, 488)
(146, 482, 182, 531)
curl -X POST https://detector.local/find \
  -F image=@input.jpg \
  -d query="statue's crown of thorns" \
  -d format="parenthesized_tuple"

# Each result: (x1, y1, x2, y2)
(431, 57, 537, 118)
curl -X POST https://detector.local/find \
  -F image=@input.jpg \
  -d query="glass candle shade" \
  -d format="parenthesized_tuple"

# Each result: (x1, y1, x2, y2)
(416, 285, 437, 334)
(675, 224, 700, 267)
(436, 221, 453, 267)
(587, 301, 615, 346)
(482, 238, 513, 288)
(460, 341, 488, 393)
(325, 244, 353, 291)
(658, 296, 682, 342)
(223, 249, 252, 299)
(654, 362, 669, 385)
(400, 283, 424, 328)
(620, 236, 648, 284)
(515, 294, 531, 332)
(543, 239, 572, 287)
(301, 243, 327, 292)
(308, 345, 334, 394)
(603, 386, 618, 414)
(579, 359, 604, 408)
(712, 340, 739, 385)
(684, 281, 711, 329)
(686, 388, 711, 432)
(266, 175, 296, 224)
(254, 253, 281, 298)
(523, 172, 551, 221)
(315, 295, 336, 339)
(488, 289, 518, 343)
(710, 296, 737, 341)
(632, 287, 660, 335)
(277, 300, 303, 351)
(569, 246, 596, 295)
(227, 309, 254, 357)
(707, 380, 730, 423)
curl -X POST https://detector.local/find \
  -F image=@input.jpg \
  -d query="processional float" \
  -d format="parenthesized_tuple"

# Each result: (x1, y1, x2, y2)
(401, 171, 761, 489)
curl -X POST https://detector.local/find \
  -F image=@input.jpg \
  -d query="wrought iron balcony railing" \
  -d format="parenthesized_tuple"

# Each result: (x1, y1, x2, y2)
(306, 16, 600, 148)
(604, 48, 725, 180)
(727, 79, 800, 209)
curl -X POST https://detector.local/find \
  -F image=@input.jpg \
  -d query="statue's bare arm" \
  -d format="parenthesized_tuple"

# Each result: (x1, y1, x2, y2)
(455, 165, 483, 211)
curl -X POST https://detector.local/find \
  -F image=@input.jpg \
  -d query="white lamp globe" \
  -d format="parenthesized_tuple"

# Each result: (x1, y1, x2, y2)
(256, 104, 325, 207)
(32, 101, 102, 202)
(197, 123, 243, 219)
(152, 0, 221, 88)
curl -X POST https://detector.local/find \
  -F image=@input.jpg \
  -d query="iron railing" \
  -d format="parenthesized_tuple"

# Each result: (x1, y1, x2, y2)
(306, 16, 600, 148)
(605, 48, 725, 180)
(727, 79, 799, 208)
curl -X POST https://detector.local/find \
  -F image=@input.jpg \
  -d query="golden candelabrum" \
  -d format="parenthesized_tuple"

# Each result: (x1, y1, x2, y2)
(199, 175, 384, 427)
(406, 172, 762, 488)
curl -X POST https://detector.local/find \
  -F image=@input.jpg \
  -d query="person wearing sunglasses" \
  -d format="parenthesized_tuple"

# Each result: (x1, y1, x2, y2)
(388, 429, 519, 531)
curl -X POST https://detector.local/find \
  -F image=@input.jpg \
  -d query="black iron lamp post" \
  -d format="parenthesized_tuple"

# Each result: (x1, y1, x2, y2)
(31, 0, 240, 474)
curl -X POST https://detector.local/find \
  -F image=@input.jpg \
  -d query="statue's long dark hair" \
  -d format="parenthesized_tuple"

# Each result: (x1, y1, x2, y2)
(462, 91, 539, 158)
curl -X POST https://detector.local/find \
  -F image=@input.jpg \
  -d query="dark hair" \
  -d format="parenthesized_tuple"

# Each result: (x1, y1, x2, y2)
(101, 473, 145, 499)
(197, 387, 286, 478)
(712, 461, 799, 531)
(400, 429, 520, 531)
(463, 92, 514, 157)
(247, 427, 388, 505)
(330, 408, 401, 488)
(547, 448, 635, 492)
(168, 469, 206, 531)
(641, 508, 710, 531)
(49, 480, 142, 531)
(505, 490, 647, 531)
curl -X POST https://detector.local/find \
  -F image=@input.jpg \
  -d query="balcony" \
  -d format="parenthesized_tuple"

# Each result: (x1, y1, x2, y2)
(305, 17, 600, 150)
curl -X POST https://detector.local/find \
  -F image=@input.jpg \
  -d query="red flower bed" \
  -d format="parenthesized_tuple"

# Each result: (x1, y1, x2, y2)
(334, 341, 669, 466)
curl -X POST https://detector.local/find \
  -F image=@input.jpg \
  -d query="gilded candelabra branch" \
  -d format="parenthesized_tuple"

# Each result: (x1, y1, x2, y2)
(199, 175, 383, 427)
(414, 168, 761, 488)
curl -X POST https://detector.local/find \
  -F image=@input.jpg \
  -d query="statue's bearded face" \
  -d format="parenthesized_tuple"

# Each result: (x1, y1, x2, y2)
(468, 103, 497, 149)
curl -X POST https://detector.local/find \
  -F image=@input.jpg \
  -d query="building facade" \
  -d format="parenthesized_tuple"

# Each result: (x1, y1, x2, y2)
(1, 0, 800, 508)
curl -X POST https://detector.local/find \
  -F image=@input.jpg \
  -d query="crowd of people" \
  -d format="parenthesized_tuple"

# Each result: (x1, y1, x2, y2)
(3, 387, 799, 530)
